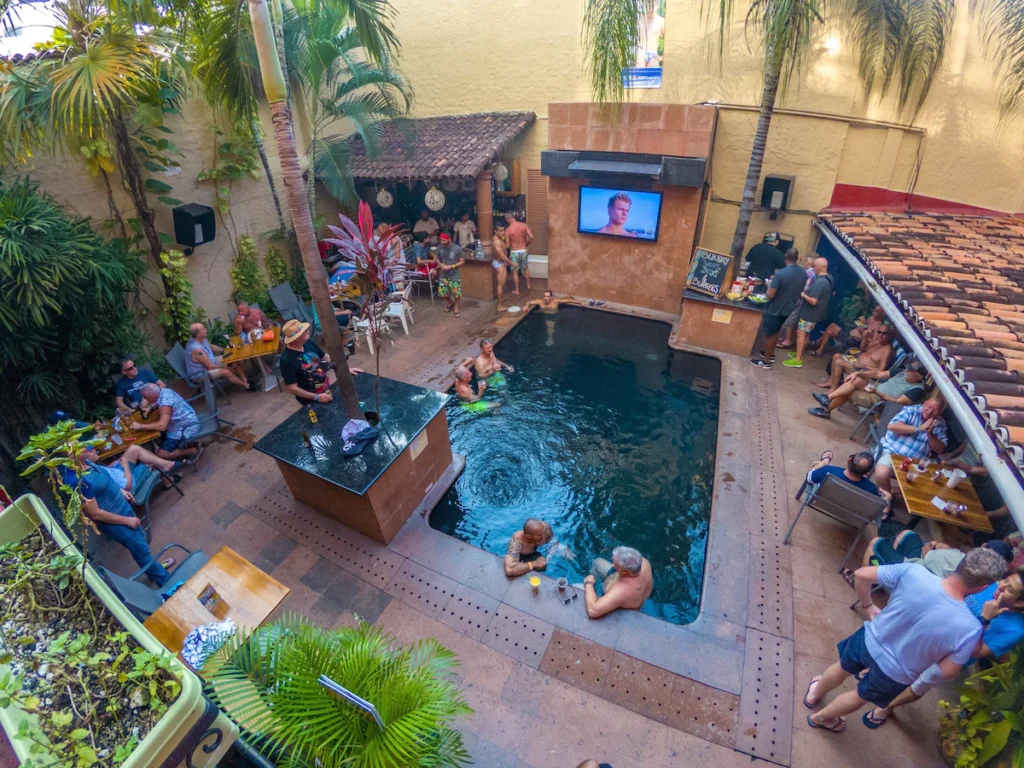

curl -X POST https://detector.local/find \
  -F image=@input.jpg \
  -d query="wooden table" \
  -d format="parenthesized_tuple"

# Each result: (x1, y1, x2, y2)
(96, 414, 162, 461)
(222, 329, 281, 364)
(890, 454, 994, 533)
(144, 547, 289, 674)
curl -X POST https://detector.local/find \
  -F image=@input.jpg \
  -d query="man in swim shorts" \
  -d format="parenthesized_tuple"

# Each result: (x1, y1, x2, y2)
(505, 518, 554, 577)
(453, 365, 486, 402)
(432, 233, 465, 318)
(503, 212, 533, 295)
(584, 546, 653, 618)
(460, 339, 513, 388)
(492, 220, 513, 312)
(524, 290, 582, 314)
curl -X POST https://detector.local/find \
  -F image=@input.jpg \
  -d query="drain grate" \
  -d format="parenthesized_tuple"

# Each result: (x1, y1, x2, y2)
(665, 675, 739, 749)
(750, 470, 788, 542)
(751, 422, 783, 474)
(748, 535, 794, 640)
(383, 561, 456, 619)
(248, 489, 404, 587)
(480, 604, 553, 668)
(436, 584, 499, 641)
(602, 653, 675, 724)
(736, 628, 794, 766)
(539, 629, 614, 697)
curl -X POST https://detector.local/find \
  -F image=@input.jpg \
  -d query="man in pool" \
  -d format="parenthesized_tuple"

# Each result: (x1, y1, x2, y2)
(504, 518, 554, 577)
(524, 290, 582, 314)
(584, 546, 653, 619)
(453, 365, 486, 402)
(460, 339, 513, 389)
(596, 192, 638, 238)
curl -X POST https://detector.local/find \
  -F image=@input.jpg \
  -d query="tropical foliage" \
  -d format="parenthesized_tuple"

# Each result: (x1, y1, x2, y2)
(157, 250, 196, 345)
(581, 0, 1024, 259)
(0, 178, 149, 409)
(230, 234, 271, 307)
(205, 616, 472, 768)
(940, 650, 1024, 767)
(0, 0, 189, 337)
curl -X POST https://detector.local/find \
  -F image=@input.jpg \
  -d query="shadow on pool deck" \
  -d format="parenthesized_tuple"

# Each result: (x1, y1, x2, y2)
(89, 281, 947, 768)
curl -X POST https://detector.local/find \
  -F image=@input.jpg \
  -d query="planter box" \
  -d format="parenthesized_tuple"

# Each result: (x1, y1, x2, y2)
(0, 494, 239, 767)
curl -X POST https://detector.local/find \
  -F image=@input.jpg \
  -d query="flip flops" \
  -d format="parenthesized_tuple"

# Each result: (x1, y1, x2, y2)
(862, 708, 888, 729)
(807, 714, 846, 734)
(803, 676, 821, 708)
(819, 450, 833, 462)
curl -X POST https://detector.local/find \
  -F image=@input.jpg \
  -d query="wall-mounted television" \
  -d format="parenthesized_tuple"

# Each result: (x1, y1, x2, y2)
(577, 186, 663, 242)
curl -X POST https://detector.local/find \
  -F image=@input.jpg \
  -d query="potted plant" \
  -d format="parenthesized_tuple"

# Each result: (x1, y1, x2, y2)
(0, 423, 238, 766)
(204, 615, 472, 767)
(325, 202, 406, 423)
(939, 651, 1024, 767)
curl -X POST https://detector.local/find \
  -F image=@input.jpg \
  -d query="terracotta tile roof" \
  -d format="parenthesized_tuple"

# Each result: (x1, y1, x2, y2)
(0, 49, 60, 66)
(345, 111, 536, 183)
(820, 211, 1024, 472)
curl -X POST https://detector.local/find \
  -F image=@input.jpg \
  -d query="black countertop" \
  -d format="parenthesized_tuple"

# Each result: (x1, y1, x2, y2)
(682, 288, 767, 314)
(255, 374, 450, 495)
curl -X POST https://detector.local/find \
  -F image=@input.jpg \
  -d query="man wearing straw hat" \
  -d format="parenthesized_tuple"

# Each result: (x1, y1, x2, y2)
(279, 319, 334, 406)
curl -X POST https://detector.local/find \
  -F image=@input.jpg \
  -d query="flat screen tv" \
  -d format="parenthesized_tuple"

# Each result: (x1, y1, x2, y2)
(577, 186, 662, 242)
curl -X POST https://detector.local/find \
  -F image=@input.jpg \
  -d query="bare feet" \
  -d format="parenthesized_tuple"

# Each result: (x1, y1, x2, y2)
(512, 289, 520, 296)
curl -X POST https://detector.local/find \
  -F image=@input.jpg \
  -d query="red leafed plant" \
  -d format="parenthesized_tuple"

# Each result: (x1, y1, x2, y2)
(325, 201, 406, 417)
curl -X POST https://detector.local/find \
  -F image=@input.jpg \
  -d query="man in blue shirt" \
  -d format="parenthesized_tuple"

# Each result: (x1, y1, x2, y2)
(867, 571, 1024, 727)
(114, 358, 164, 410)
(70, 454, 175, 585)
(872, 397, 948, 500)
(806, 450, 882, 495)
(803, 548, 1005, 734)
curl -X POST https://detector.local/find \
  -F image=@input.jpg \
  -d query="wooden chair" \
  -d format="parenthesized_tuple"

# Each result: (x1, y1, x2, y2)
(785, 473, 889, 571)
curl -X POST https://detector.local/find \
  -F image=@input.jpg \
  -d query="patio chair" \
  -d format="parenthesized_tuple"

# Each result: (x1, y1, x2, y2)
(384, 284, 415, 335)
(402, 267, 435, 307)
(867, 402, 906, 459)
(181, 409, 248, 474)
(165, 342, 231, 405)
(97, 544, 208, 620)
(785, 473, 889, 571)
(849, 401, 885, 442)
(130, 466, 185, 543)
(269, 282, 313, 324)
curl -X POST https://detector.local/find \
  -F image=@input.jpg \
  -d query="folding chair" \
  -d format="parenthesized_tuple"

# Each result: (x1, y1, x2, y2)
(785, 473, 889, 571)
(130, 466, 184, 543)
(269, 282, 313, 324)
(165, 342, 232, 405)
(97, 545, 208, 620)
(867, 402, 906, 459)
(850, 401, 885, 442)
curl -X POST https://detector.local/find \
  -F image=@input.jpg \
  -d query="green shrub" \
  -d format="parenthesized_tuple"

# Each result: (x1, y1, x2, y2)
(157, 250, 195, 345)
(230, 234, 270, 307)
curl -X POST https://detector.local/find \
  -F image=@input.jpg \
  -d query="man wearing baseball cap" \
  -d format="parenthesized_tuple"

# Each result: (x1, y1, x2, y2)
(809, 357, 928, 419)
(432, 232, 465, 318)
(279, 319, 334, 405)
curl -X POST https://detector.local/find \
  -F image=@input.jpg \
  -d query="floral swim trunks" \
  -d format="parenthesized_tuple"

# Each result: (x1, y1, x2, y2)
(510, 249, 529, 274)
(798, 319, 816, 333)
(437, 275, 462, 299)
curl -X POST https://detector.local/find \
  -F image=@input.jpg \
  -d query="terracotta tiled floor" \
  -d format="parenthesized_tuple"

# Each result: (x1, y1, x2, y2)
(90, 283, 948, 768)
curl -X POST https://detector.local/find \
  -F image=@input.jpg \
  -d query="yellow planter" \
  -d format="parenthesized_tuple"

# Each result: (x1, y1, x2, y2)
(0, 494, 239, 767)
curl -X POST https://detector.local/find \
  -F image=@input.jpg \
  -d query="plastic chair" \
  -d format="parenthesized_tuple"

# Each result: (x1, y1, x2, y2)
(384, 285, 414, 335)
(785, 473, 889, 571)
(97, 544, 208, 620)
(269, 283, 313, 324)
(849, 401, 885, 442)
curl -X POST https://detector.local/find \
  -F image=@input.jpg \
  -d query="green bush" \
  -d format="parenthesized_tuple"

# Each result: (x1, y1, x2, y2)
(157, 250, 195, 345)
(230, 234, 270, 307)
(265, 243, 289, 288)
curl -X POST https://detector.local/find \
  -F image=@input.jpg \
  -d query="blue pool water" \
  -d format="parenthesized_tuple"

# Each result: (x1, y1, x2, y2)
(429, 306, 720, 624)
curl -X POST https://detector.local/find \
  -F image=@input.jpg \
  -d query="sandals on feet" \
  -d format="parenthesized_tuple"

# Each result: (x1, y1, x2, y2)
(862, 708, 888, 729)
(819, 450, 834, 463)
(803, 676, 821, 708)
(807, 714, 846, 734)
(454, 312, 461, 318)
(839, 567, 856, 587)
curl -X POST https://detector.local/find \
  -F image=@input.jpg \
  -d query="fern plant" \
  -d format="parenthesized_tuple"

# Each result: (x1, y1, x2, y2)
(230, 234, 270, 307)
(204, 616, 472, 768)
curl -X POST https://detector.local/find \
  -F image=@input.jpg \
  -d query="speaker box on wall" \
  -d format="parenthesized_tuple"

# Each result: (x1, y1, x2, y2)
(172, 203, 216, 249)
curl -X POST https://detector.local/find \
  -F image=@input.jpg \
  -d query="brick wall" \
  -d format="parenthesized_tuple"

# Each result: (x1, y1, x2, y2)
(547, 103, 715, 158)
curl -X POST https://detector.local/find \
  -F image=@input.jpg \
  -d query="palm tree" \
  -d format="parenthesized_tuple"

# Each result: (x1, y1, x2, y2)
(205, 616, 472, 767)
(0, 0, 187, 336)
(581, 0, 1024, 260)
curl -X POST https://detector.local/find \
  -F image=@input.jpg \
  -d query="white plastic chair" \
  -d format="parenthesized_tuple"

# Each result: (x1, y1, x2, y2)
(384, 285, 414, 335)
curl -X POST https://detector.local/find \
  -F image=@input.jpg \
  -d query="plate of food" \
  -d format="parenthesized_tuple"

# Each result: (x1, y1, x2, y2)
(747, 294, 769, 304)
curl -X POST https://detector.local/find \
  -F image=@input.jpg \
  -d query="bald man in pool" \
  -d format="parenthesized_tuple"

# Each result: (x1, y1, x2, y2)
(505, 518, 554, 577)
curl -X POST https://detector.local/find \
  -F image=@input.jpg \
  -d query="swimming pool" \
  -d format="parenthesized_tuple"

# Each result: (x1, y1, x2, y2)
(429, 306, 720, 624)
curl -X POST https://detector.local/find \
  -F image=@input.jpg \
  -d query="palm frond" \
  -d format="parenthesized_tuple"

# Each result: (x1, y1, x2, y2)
(0, 64, 53, 164)
(581, 0, 656, 103)
(192, 0, 263, 123)
(311, 135, 357, 204)
(970, 0, 1024, 118)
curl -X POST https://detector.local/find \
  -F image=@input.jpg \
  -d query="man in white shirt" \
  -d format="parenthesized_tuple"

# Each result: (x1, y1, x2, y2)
(412, 209, 439, 242)
(453, 212, 477, 247)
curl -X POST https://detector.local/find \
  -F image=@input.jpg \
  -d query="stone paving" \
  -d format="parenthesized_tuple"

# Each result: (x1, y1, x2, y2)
(89, 282, 950, 768)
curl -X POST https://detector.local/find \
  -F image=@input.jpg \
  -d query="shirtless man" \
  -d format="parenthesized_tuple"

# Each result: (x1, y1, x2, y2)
(453, 366, 485, 402)
(584, 546, 653, 619)
(525, 290, 582, 314)
(504, 212, 533, 295)
(460, 339, 513, 383)
(817, 327, 894, 391)
(492, 220, 513, 311)
(596, 192, 638, 238)
(504, 518, 554, 577)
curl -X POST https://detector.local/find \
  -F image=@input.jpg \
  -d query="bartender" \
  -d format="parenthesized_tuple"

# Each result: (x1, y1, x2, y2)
(453, 211, 477, 248)
(743, 232, 785, 280)
(412, 209, 440, 244)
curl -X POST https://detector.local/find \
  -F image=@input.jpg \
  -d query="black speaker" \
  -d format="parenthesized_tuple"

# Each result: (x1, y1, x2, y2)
(172, 203, 216, 248)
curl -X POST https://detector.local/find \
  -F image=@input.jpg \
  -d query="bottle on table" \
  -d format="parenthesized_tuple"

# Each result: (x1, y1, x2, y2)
(308, 405, 318, 424)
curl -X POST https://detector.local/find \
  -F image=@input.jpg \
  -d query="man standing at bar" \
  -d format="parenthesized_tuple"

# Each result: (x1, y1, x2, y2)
(492, 220, 513, 312)
(504, 212, 533, 295)
(433, 233, 465, 318)
(751, 248, 805, 369)
(453, 211, 477, 248)
(783, 257, 833, 369)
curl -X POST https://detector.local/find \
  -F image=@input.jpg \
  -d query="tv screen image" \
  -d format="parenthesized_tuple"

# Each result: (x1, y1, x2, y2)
(578, 186, 663, 242)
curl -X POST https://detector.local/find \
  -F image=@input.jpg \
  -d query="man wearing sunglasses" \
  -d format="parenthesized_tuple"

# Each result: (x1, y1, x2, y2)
(115, 358, 165, 411)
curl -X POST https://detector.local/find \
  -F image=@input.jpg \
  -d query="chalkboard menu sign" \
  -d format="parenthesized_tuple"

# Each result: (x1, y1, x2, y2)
(686, 248, 734, 297)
